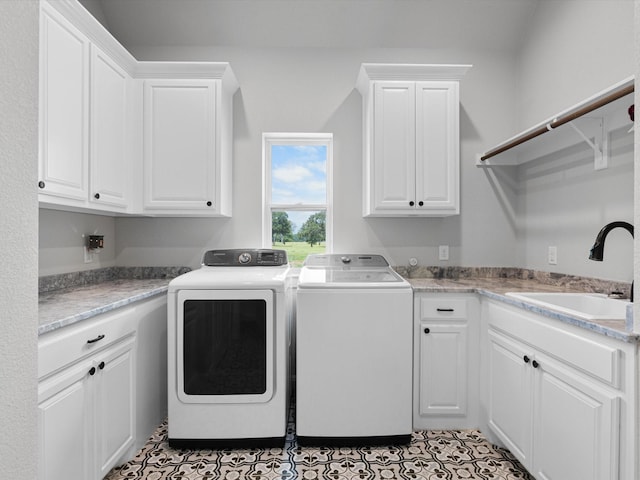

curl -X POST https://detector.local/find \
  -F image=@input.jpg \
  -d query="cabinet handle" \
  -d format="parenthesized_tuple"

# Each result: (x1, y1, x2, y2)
(437, 308, 454, 312)
(423, 327, 430, 334)
(87, 334, 105, 344)
(38, 181, 45, 189)
(206, 201, 212, 207)
(409, 201, 415, 206)
(532, 360, 540, 369)
(99, 361, 105, 370)
(89, 367, 96, 376)
(94, 193, 100, 199)
(418, 201, 424, 206)
(523, 355, 530, 364)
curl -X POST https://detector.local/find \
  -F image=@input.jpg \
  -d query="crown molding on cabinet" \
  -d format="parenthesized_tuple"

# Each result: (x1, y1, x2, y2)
(46, 0, 137, 74)
(356, 63, 472, 95)
(45, 0, 239, 89)
(135, 62, 239, 89)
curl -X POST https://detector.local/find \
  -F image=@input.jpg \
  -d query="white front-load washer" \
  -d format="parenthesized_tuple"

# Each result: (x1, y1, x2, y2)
(295, 254, 413, 446)
(167, 249, 291, 448)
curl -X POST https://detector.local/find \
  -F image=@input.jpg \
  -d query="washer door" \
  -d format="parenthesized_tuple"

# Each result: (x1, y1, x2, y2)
(177, 289, 274, 404)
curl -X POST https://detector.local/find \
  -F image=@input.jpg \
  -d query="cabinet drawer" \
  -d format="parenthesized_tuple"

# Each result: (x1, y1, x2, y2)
(38, 306, 137, 380)
(419, 298, 468, 320)
(488, 301, 621, 388)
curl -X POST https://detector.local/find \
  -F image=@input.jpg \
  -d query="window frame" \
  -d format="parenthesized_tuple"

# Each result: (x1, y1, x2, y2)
(262, 132, 333, 252)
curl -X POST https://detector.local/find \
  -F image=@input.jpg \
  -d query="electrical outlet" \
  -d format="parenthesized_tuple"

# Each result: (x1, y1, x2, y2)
(438, 245, 449, 261)
(84, 247, 94, 264)
(548, 246, 558, 265)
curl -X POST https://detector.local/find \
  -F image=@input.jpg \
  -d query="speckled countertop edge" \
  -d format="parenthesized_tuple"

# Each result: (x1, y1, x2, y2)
(40, 266, 637, 343)
(38, 279, 171, 336)
(407, 277, 637, 343)
(38, 267, 190, 336)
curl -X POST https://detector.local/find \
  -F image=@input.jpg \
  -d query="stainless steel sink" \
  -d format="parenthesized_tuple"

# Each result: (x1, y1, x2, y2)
(505, 292, 629, 320)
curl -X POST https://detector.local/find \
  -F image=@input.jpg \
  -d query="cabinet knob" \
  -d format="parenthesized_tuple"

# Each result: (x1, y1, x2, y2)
(206, 201, 212, 207)
(409, 201, 415, 206)
(99, 361, 105, 370)
(423, 327, 430, 334)
(523, 355, 530, 364)
(532, 360, 540, 369)
(38, 181, 45, 189)
(418, 201, 424, 206)
(94, 193, 100, 199)
(89, 367, 96, 376)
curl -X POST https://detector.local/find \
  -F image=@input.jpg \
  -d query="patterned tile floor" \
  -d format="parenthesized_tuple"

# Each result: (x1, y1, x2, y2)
(106, 413, 533, 480)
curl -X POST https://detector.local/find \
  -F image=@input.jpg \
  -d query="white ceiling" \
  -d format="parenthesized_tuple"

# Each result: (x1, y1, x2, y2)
(83, 0, 539, 52)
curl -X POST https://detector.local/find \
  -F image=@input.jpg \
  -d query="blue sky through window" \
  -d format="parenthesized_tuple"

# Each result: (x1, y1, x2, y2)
(271, 144, 327, 233)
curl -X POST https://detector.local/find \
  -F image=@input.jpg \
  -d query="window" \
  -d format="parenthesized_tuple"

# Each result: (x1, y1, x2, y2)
(262, 133, 333, 267)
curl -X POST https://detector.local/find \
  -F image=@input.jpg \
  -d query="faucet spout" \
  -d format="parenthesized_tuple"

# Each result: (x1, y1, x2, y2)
(588, 221, 634, 302)
(588, 221, 634, 261)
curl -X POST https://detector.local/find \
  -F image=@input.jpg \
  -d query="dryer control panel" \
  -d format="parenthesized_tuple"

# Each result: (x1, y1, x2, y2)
(203, 249, 288, 267)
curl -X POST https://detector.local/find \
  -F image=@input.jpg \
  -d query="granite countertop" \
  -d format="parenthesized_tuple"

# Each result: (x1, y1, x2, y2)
(38, 278, 171, 335)
(39, 265, 637, 343)
(38, 267, 189, 336)
(407, 276, 637, 343)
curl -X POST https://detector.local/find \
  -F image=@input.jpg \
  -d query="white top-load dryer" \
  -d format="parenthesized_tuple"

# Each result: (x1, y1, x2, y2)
(295, 253, 413, 446)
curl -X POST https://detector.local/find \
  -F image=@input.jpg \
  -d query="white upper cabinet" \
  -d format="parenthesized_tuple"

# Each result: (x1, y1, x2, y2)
(357, 64, 470, 217)
(89, 45, 131, 211)
(139, 65, 238, 216)
(39, 3, 90, 203)
(39, 2, 133, 214)
(38, 0, 237, 217)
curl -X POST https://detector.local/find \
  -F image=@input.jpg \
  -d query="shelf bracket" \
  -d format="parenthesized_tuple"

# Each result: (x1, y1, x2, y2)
(566, 118, 608, 170)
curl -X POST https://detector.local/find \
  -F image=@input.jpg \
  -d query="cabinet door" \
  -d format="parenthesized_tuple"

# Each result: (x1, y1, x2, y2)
(418, 323, 467, 416)
(89, 45, 130, 210)
(38, 362, 92, 480)
(143, 79, 217, 212)
(39, 4, 89, 201)
(372, 82, 416, 211)
(415, 81, 459, 214)
(487, 330, 533, 468)
(532, 359, 619, 480)
(95, 339, 135, 478)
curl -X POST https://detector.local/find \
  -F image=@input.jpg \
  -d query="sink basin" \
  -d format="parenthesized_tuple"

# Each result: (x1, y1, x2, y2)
(505, 292, 629, 321)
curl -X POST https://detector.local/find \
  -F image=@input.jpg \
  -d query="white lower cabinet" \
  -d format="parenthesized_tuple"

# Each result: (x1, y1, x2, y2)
(38, 295, 169, 480)
(38, 358, 93, 480)
(38, 336, 134, 480)
(38, 305, 141, 480)
(532, 356, 618, 480)
(413, 293, 479, 430)
(486, 300, 626, 480)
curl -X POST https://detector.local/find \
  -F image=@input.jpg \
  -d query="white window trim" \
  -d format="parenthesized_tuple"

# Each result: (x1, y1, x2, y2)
(262, 132, 333, 252)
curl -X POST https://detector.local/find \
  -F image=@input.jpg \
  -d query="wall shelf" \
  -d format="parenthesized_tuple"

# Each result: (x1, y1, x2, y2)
(476, 77, 634, 169)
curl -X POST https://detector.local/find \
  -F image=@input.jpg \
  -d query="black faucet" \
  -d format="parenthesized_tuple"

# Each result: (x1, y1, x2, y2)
(588, 221, 634, 301)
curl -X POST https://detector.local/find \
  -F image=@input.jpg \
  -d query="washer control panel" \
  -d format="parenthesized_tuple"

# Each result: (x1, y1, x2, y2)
(203, 249, 288, 267)
(303, 254, 390, 268)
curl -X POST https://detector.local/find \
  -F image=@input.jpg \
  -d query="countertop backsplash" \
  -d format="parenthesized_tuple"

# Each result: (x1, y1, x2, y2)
(394, 266, 632, 299)
(39, 266, 192, 294)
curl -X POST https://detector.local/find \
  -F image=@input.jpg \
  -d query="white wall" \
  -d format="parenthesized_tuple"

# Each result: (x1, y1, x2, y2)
(0, 1, 39, 477)
(634, 0, 640, 330)
(113, 46, 520, 271)
(38, 0, 636, 283)
(518, 0, 634, 130)
(512, 0, 635, 282)
(39, 209, 117, 276)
